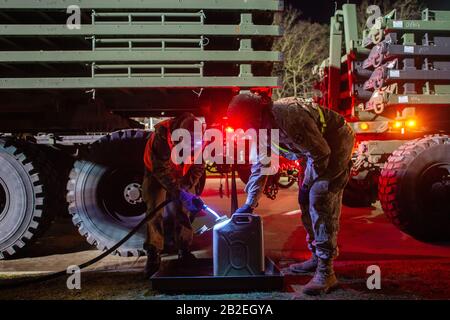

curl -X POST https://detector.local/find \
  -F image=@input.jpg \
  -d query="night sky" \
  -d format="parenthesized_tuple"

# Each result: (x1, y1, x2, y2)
(286, 0, 450, 23)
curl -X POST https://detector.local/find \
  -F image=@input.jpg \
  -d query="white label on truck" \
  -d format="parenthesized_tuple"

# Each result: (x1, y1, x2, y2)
(393, 21, 403, 28)
(404, 46, 414, 54)
(390, 70, 400, 78)
(398, 96, 409, 103)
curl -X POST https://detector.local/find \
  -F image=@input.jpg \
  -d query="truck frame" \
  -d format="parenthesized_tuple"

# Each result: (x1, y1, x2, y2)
(315, 4, 449, 241)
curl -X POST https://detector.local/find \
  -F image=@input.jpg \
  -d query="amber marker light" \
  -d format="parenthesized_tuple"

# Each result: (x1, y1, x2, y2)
(360, 122, 369, 131)
(406, 119, 417, 128)
(394, 121, 403, 129)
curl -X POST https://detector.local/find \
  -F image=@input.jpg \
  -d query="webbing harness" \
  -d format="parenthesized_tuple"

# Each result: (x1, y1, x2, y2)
(317, 106, 327, 135)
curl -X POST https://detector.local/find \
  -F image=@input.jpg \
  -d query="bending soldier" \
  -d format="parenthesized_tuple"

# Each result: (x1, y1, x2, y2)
(227, 93, 355, 295)
(142, 113, 205, 277)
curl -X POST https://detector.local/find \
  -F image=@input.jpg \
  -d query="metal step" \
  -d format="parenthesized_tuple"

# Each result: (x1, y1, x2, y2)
(364, 37, 450, 69)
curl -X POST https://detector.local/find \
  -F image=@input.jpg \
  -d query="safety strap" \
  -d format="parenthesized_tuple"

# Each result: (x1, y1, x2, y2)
(317, 106, 327, 135)
(300, 102, 327, 135)
(272, 141, 290, 154)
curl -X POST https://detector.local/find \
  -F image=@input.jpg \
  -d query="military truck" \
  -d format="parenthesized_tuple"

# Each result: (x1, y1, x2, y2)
(315, 4, 449, 241)
(0, 0, 283, 259)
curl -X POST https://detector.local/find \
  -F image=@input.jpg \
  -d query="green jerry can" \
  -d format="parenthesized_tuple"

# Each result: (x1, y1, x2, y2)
(213, 213, 265, 277)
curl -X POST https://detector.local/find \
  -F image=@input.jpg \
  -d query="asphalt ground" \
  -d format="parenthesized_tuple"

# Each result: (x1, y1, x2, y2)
(0, 178, 449, 300)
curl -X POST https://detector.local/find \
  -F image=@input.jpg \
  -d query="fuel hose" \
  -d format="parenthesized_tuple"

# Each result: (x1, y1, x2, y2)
(0, 199, 172, 289)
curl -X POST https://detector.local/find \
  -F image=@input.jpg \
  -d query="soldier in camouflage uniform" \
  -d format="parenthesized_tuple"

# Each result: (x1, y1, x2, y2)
(227, 93, 355, 295)
(142, 113, 205, 277)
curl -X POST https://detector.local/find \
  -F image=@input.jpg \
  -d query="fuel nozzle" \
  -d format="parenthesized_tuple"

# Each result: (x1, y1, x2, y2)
(194, 202, 229, 235)
(203, 205, 229, 224)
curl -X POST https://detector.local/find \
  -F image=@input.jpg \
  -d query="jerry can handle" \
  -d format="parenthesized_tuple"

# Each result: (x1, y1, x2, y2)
(232, 213, 253, 224)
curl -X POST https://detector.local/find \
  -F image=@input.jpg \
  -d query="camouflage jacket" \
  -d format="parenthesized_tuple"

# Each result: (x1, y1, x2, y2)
(146, 116, 205, 196)
(244, 97, 347, 207)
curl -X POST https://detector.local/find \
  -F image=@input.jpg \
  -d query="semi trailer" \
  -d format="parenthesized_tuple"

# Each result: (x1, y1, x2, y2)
(0, 0, 283, 259)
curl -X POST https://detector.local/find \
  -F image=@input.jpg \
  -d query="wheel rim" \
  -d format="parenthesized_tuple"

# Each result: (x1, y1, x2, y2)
(123, 183, 143, 205)
(97, 168, 146, 229)
(0, 177, 9, 222)
(418, 162, 450, 217)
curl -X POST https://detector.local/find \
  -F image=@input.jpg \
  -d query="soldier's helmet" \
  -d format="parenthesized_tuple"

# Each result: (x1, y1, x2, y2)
(227, 93, 270, 130)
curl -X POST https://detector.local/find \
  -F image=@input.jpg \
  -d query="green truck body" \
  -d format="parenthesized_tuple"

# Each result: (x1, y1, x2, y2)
(0, 0, 282, 129)
(316, 4, 450, 242)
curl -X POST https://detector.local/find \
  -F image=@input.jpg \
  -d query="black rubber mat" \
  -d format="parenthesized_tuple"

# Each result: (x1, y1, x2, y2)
(150, 258, 284, 293)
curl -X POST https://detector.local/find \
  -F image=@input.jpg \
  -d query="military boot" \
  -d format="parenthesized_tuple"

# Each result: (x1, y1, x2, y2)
(178, 249, 197, 265)
(303, 259, 338, 295)
(144, 246, 161, 278)
(289, 254, 318, 274)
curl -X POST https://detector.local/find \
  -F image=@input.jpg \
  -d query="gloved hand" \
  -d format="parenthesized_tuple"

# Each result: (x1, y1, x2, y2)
(179, 189, 204, 214)
(298, 185, 310, 205)
(234, 204, 254, 214)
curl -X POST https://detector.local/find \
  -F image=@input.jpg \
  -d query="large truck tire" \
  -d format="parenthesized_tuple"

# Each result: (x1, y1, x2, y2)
(67, 130, 151, 257)
(379, 135, 450, 241)
(0, 139, 55, 259)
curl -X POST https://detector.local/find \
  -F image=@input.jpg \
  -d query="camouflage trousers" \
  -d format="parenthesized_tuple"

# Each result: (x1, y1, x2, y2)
(142, 172, 195, 253)
(299, 123, 355, 260)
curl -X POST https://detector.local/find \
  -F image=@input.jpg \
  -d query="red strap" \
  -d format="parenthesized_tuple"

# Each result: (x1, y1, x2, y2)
(143, 133, 155, 172)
